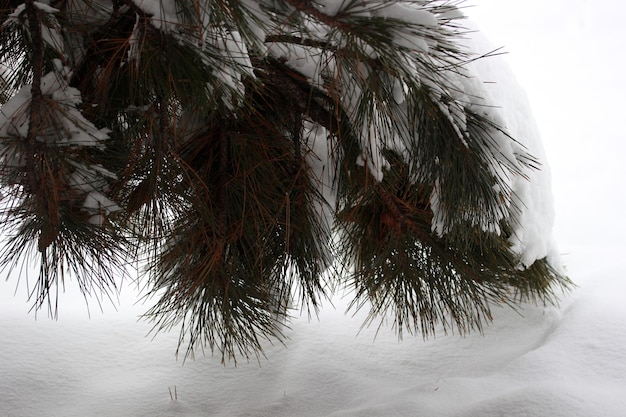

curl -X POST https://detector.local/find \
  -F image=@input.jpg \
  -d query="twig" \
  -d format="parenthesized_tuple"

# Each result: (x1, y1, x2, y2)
(284, 0, 350, 31)
(265, 34, 331, 50)
(168, 385, 178, 400)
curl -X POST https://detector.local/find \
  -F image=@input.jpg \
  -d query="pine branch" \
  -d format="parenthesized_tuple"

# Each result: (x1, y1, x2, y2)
(0, 0, 572, 361)
(24, 0, 42, 117)
(283, 0, 350, 30)
(69, 4, 137, 98)
(265, 34, 331, 50)
(24, 0, 58, 252)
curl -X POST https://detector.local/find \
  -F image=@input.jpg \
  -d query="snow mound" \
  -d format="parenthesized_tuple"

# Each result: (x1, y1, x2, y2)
(0, 247, 624, 417)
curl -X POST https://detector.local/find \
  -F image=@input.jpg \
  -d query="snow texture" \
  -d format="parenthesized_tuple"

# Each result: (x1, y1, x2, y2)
(0, 246, 624, 417)
(459, 20, 559, 268)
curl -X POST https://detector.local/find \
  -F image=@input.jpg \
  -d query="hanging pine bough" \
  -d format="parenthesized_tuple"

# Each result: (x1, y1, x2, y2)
(0, 0, 571, 361)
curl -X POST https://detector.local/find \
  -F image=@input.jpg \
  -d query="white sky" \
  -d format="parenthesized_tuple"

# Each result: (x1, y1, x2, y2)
(467, 0, 626, 249)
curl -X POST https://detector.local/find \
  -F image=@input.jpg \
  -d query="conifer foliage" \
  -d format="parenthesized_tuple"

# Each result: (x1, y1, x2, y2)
(0, 0, 571, 361)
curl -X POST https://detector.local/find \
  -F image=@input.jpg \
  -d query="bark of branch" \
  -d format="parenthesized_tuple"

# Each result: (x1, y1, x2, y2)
(265, 34, 332, 50)
(24, 0, 43, 146)
(24, 0, 60, 252)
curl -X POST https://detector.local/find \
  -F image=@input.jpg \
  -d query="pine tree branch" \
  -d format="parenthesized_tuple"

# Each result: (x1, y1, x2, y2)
(0, 0, 572, 360)
(23, 0, 59, 252)
(24, 0, 42, 124)
(265, 34, 332, 50)
(283, 0, 350, 30)
(251, 56, 352, 145)
(217, 126, 230, 272)
(69, 2, 138, 99)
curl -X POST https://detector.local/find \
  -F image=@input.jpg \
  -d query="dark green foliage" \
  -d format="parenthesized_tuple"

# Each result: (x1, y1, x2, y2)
(0, 0, 571, 362)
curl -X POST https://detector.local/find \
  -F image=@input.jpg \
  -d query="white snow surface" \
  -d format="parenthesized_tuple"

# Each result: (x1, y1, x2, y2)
(1, 246, 625, 417)
(459, 20, 559, 267)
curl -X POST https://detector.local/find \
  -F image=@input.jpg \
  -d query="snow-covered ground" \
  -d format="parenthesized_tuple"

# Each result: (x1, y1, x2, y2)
(1, 244, 625, 417)
(2, 1, 626, 416)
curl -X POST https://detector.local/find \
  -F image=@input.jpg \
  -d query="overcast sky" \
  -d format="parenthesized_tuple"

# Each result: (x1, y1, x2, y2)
(467, 0, 626, 250)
